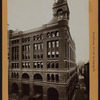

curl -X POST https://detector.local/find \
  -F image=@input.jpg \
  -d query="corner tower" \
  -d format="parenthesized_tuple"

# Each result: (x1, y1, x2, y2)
(53, 0, 70, 22)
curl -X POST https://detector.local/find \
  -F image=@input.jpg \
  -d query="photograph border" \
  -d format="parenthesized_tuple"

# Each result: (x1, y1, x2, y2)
(2, 0, 98, 100)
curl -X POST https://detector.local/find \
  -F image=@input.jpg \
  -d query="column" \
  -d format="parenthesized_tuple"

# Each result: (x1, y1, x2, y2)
(8, 81, 12, 94)
(19, 38, 22, 70)
(30, 37, 33, 69)
(43, 86, 48, 100)
(29, 83, 34, 97)
(18, 83, 22, 97)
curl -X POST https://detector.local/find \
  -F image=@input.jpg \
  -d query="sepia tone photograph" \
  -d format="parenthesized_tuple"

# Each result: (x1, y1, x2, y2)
(7, 0, 89, 100)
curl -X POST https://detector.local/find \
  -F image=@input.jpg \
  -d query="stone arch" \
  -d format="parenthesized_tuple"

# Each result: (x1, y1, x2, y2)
(47, 88, 59, 100)
(11, 83, 19, 94)
(33, 73, 43, 81)
(22, 73, 29, 80)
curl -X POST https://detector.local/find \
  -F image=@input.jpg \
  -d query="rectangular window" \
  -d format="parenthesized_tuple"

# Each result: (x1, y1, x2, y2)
(47, 42, 51, 48)
(56, 31, 59, 36)
(25, 62, 28, 68)
(52, 41, 55, 48)
(37, 62, 40, 68)
(56, 51, 59, 57)
(41, 62, 43, 68)
(38, 44, 40, 50)
(41, 53, 43, 58)
(28, 62, 30, 68)
(33, 62, 37, 68)
(56, 41, 59, 48)
(47, 62, 50, 68)
(56, 62, 59, 68)
(34, 44, 37, 50)
(41, 43, 43, 49)
(51, 62, 54, 68)
(47, 51, 50, 58)
(33, 53, 36, 59)
(52, 51, 55, 58)
(52, 32, 55, 37)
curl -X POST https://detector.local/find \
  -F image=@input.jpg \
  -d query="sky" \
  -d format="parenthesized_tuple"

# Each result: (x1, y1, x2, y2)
(7, 0, 89, 63)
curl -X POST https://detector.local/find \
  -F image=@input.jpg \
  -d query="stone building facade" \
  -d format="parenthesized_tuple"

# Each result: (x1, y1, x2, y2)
(8, 0, 78, 100)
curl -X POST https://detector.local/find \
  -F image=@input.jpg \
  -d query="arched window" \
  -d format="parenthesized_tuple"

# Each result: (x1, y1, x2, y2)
(57, 9, 63, 21)
(22, 73, 29, 80)
(34, 74, 43, 81)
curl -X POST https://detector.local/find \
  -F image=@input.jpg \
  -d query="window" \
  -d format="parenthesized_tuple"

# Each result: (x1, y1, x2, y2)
(41, 62, 43, 68)
(37, 35, 40, 40)
(37, 62, 40, 68)
(56, 62, 59, 68)
(33, 34, 43, 41)
(28, 62, 30, 68)
(25, 62, 28, 68)
(52, 51, 55, 58)
(47, 62, 50, 68)
(55, 31, 59, 36)
(52, 41, 55, 48)
(47, 33, 51, 38)
(11, 46, 19, 60)
(22, 62, 25, 68)
(37, 54, 40, 59)
(34, 62, 37, 68)
(38, 44, 40, 50)
(41, 54, 43, 58)
(51, 62, 54, 68)
(56, 74, 59, 82)
(41, 43, 43, 49)
(34, 44, 37, 50)
(47, 51, 50, 58)
(40, 34, 43, 39)
(33, 36, 36, 40)
(51, 74, 54, 82)
(56, 41, 59, 47)
(56, 51, 59, 57)
(52, 32, 55, 37)
(47, 42, 51, 48)
(33, 53, 36, 59)
(22, 37, 30, 43)
(47, 74, 50, 81)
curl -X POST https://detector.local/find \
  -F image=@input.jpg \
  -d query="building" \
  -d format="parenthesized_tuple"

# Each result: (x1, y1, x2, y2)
(8, 0, 78, 100)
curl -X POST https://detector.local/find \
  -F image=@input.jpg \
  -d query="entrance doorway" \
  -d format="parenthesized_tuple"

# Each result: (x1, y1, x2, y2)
(22, 84, 30, 96)
(33, 85, 43, 100)
(11, 83, 19, 94)
(47, 88, 59, 100)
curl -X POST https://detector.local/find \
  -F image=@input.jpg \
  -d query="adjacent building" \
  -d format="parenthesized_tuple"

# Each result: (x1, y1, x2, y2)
(8, 0, 78, 100)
